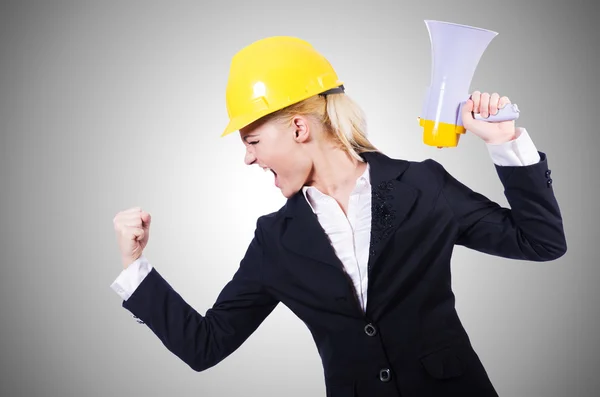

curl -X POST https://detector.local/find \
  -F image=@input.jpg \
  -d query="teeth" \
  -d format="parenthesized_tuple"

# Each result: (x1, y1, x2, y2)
(261, 166, 276, 175)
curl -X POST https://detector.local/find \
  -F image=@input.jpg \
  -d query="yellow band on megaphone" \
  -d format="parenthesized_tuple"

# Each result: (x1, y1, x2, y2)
(419, 118, 466, 148)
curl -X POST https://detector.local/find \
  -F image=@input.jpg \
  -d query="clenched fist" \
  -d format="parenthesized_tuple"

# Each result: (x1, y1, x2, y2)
(113, 207, 151, 269)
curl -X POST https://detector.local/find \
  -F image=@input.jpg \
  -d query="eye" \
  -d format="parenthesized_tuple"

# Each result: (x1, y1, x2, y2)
(248, 141, 259, 145)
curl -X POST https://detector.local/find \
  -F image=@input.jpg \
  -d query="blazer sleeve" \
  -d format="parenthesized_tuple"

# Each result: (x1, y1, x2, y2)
(121, 217, 280, 372)
(427, 151, 567, 261)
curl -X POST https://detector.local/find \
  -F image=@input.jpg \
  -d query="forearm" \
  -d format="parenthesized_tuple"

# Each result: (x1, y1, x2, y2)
(119, 230, 279, 372)
(122, 267, 222, 371)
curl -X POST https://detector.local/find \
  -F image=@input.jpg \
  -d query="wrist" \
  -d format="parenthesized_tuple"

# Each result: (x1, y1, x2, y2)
(122, 255, 141, 269)
(486, 130, 517, 145)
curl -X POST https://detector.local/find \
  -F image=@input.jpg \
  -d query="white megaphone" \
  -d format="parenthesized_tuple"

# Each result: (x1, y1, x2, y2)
(418, 20, 520, 148)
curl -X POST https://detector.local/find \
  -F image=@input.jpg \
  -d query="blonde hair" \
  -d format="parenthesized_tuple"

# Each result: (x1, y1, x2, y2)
(264, 91, 380, 161)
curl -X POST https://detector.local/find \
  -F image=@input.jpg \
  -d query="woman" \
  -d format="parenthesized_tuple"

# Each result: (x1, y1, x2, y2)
(111, 36, 566, 396)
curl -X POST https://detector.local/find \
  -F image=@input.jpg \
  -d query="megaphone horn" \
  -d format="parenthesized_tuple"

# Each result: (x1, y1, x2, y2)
(418, 20, 520, 148)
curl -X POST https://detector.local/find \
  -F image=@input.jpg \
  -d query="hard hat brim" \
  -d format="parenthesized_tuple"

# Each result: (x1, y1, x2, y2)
(221, 111, 266, 138)
(220, 81, 344, 138)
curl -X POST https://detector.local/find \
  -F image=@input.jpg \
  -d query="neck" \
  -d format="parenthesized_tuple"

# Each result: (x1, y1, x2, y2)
(304, 143, 367, 196)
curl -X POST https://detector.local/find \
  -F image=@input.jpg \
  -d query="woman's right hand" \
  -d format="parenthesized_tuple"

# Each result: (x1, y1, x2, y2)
(113, 207, 151, 269)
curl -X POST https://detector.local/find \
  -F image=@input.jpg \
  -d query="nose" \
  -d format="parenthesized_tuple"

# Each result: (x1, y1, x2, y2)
(244, 147, 256, 165)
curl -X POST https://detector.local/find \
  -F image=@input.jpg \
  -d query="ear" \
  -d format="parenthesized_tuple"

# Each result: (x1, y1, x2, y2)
(291, 116, 310, 143)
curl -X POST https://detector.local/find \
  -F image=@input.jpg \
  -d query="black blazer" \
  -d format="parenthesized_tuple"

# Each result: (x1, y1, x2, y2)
(122, 150, 566, 397)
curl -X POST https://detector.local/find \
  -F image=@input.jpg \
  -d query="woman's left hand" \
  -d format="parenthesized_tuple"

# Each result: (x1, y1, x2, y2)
(461, 91, 517, 144)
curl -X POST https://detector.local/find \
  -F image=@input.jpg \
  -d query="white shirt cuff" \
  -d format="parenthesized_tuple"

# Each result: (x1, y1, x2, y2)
(486, 127, 541, 166)
(110, 255, 153, 301)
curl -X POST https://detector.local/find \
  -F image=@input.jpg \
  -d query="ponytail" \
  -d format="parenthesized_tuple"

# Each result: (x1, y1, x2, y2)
(267, 91, 380, 161)
(323, 92, 379, 161)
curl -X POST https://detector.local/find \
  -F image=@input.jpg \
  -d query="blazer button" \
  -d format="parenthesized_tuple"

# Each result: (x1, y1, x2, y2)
(547, 178, 553, 186)
(545, 169, 551, 177)
(364, 323, 377, 336)
(379, 368, 391, 382)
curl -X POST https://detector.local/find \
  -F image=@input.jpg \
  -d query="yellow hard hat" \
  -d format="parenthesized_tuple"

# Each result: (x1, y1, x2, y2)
(221, 36, 344, 137)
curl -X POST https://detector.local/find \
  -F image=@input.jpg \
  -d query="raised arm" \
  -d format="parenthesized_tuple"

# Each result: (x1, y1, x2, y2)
(427, 152, 567, 261)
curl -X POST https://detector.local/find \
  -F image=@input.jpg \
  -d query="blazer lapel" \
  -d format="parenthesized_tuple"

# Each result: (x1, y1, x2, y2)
(361, 152, 419, 275)
(281, 192, 345, 271)
(280, 151, 418, 275)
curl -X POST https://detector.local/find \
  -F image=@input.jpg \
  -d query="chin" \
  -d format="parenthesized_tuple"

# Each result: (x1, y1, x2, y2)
(279, 185, 299, 199)
(280, 189, 293, 199)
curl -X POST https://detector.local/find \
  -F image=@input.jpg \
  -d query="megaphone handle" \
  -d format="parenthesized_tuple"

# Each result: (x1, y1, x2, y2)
(473, 103, 520, 122)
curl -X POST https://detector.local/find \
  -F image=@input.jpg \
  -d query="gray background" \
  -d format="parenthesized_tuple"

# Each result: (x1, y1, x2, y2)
(0, 0, 597, 396)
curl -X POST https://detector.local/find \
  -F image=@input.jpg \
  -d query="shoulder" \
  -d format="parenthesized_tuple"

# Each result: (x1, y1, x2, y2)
(413, 157, 448, 179)
(364, 150, 446, 178)
(256, 210, 281, 229)
(254, 204, 287, 235)
(402, 158, 448, 198)
(380, 151, 449, 185)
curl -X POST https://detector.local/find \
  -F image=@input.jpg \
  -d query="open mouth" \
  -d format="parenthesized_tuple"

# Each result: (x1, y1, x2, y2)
(264, 167, 276, 176)
(262, 167, 279, 187)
